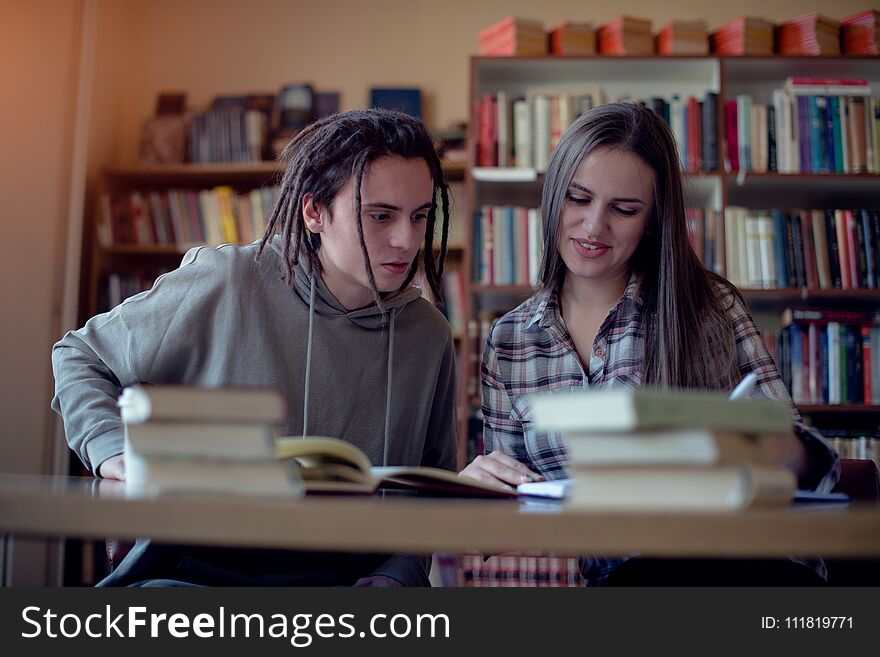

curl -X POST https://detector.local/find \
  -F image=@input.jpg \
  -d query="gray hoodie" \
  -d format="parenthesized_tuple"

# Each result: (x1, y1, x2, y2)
(51, 239, 458, 586)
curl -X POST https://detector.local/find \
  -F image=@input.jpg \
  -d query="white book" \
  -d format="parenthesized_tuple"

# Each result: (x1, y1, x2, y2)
(566, 464, 795, 511)
(527, 208, 542, 287)
(512, 98, 533, 169)
(745, 212, 763, 288)
(736, 95, 752, 172)
(124, 449, 303, 499)
(772, 89, 788, 173)
(757, 211, 776, 288)
(736, 208, 749, 289)
(529, 388, 792, 434)
(724, 206, 739, 285)
(533, 95, 552, 173)
(471, 167, 538, 182)
(496, 90, 509, 168)
(565, 428, 778, 467)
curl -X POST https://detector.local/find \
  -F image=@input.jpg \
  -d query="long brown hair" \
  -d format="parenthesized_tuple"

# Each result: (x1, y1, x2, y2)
(257, 108, 450, 308)
(539, 102, 741, 390)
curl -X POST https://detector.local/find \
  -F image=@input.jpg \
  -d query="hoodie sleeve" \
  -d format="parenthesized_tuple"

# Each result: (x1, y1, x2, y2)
(51, 246, 232, 474)
(419, 332, 458, 472)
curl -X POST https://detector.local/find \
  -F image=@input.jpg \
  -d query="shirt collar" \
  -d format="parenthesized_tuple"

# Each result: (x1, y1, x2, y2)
(524, 272, 643, 333)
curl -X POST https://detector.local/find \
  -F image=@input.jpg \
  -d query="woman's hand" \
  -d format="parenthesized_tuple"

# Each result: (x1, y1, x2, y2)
(773, 432, 808, 480)
(459, 450, 543, 488)
(97, 454, 126, 481)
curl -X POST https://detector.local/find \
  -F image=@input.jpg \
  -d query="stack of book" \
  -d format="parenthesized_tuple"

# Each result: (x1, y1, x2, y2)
(597, 16, 654, 55)
(776, 13, 841, 55)
(530, 388, 797, 511)
(478, 17, 547, 56)
(656, 20, 709, 55)
(548, 22, 596, 55)
(841, 10, 880, 55)
(120, 384, 301, 498)
(709, 16, 774, 55)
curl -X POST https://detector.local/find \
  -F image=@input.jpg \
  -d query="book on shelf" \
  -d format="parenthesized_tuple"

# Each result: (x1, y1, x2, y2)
(99, 185, 279, 249)
(597, 15, 653, 55)
(548, 22, 595, 55)
(722, 208, 880, 292)
(655, 20, 709, 55)
(776, 13, 841, 56)
(276, 436, 515, 497)
(768, 308, 880, 405)
(477, 17, 547, 56)
(709, 16, 774, 55)
(529, 388, 793, 435)
(841, 10, 880, 55)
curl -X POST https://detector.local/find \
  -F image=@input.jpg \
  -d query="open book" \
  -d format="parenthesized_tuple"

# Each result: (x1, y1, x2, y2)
(278, 437, 516, 497)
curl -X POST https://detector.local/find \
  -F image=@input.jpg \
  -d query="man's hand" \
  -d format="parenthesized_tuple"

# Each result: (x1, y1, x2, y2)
(459, 450, 543, 488)
(97, 454, 126, 481)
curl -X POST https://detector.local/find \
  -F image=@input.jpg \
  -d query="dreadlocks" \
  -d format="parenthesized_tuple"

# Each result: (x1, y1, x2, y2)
(257, 108, 450, 309)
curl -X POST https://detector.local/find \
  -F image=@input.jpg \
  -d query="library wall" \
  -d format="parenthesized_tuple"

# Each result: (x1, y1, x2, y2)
(106, 0, 870, 164)
(0, 0, 84, 474)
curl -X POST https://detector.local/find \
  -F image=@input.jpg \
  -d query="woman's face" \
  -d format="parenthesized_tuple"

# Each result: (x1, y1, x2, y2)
(556, 146, 655, 287)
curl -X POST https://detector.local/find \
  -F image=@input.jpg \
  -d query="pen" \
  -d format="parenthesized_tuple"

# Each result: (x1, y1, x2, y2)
(729, 372, 758, 400)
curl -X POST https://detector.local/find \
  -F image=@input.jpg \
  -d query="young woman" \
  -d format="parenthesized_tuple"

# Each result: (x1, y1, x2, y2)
(460, 102, 839, 585)
(52, 109, 458, 587)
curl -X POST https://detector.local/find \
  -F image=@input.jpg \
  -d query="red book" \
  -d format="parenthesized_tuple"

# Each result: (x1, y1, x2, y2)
(477, 94, 498, 167)
(725, 100, 739, 172)
(799, 210, 818, 289)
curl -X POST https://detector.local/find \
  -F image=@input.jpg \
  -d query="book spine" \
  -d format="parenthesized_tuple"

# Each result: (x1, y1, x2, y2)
(825, 209, 842, 288)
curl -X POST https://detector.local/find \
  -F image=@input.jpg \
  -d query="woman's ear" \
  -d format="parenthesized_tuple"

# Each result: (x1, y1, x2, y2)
(302, 193, 324, 234)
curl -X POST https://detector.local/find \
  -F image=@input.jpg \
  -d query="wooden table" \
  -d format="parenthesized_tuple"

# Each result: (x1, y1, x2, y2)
(1, 473, 879, 558)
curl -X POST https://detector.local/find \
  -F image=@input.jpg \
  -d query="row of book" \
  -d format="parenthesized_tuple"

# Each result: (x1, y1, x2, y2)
(823, 431, 880, 467)
(478, 11, 879, 57)
(99, 186, 280, 248)
(188, 109, 267, 164)
(775, 322, 878, 406)
(723, 208, 880, 291)
(765, 307, 880, 406)
(475, 90, 719, 173)
(471, 205, 543, 286)
(729, 82, 880, 174)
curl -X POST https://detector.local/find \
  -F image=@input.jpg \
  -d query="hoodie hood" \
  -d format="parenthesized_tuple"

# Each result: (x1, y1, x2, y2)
(269, 236, 423, 329)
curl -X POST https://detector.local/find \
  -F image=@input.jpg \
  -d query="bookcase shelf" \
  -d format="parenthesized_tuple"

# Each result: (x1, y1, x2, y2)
(462, 54, 880, 461)
(81, 161, 465, 326)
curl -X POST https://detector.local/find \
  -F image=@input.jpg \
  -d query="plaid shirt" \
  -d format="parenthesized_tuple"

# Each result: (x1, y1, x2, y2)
(481, 275, 840, 585)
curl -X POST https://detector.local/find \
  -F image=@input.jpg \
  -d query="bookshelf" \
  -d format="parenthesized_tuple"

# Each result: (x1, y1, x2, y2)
(463, 54, 880, 461)
(81, 161, 466, 326)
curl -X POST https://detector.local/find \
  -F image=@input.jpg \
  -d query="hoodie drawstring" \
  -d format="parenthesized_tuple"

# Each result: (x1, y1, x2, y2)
(382, 307, 396, 467)
(302, 274, 317, 437)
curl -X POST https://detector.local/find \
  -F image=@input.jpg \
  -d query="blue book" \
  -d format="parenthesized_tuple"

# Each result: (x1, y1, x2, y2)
(771, 209, 790, 288)
(370, 88, 422, 118)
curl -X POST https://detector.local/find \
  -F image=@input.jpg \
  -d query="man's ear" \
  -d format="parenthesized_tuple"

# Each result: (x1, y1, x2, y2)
(302, 193, 325, 233)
